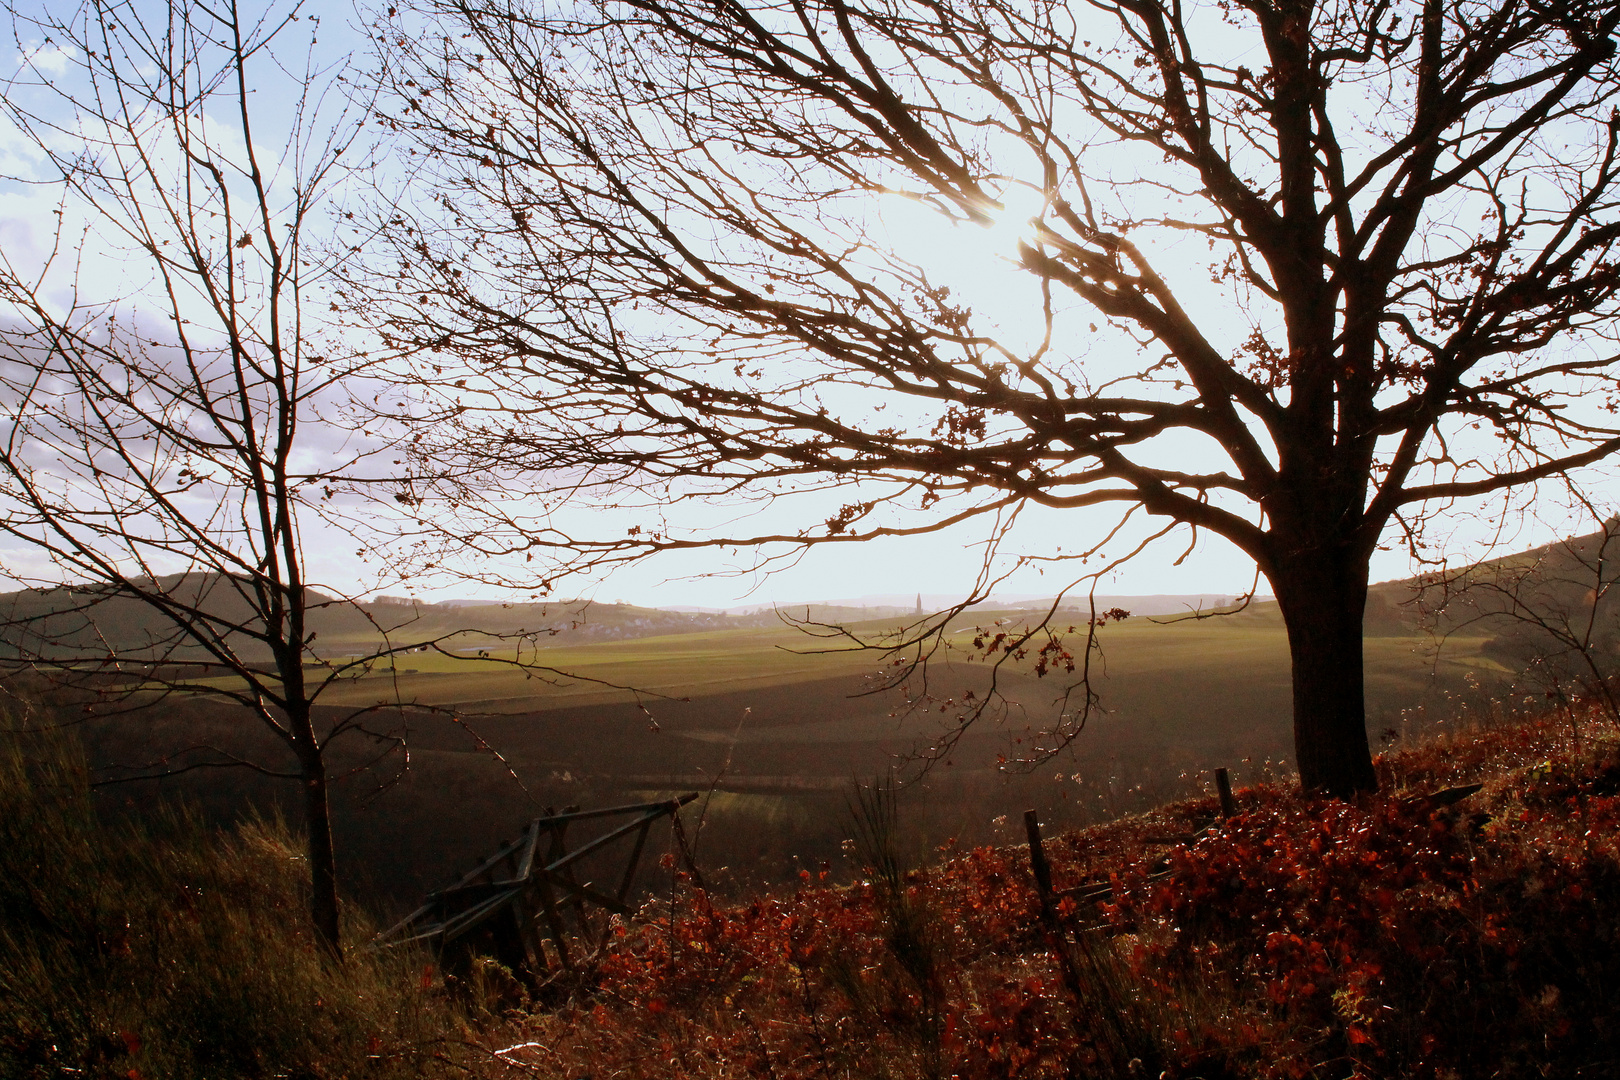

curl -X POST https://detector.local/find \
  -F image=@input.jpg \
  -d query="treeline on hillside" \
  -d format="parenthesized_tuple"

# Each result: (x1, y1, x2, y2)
(0, 577, 760, 662)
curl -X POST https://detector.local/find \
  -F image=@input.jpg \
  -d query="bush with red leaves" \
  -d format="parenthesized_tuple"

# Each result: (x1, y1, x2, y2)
(1110, 753, 1620, 1079)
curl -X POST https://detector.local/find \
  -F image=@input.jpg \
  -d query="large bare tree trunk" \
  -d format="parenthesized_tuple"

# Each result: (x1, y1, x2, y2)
(362, 0, 1620, 804)
(1271, 550, 1379, 798)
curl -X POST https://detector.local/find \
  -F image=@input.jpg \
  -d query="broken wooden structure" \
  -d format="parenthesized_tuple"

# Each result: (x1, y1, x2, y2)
(375, 793, 698, 978)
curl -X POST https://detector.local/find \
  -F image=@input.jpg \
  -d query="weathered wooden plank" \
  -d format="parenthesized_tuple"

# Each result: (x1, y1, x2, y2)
(616, 819, 653, 907)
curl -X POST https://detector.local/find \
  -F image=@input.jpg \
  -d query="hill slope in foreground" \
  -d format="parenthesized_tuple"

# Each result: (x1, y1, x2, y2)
(7, 711, 1619, 1079)
(498, 711, 1620, 1080)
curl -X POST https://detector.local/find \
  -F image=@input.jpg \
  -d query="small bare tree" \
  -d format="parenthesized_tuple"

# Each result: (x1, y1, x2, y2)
(1420, 493, 1620, 729)
(0, 0, 427, 955)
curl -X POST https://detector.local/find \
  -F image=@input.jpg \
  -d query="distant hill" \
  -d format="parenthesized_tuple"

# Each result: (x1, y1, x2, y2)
(0, 575, 769, 662)
(670, 592, 1264, 618)
(8, 523, 1612, 664)
(0, 573, 369, 662)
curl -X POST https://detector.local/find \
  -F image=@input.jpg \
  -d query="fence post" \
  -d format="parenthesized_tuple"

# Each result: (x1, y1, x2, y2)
(1215, 767, 1236, 821)
(1023, 809, 1055, 910)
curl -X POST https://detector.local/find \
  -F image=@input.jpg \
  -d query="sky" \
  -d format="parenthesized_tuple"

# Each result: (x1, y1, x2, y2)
(0, 0, 1607, 613)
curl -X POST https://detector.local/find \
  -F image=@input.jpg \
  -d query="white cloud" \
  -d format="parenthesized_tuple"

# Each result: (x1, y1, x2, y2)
(18, 42, 75, 77)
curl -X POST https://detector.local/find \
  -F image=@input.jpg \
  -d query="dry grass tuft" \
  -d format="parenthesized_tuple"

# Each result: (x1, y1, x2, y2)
(0, 729, 501, 1080)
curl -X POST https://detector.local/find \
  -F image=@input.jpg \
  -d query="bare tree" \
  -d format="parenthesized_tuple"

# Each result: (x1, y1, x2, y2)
(1420, 492, 1620, 728)
(361, 0, 1620, 796)
(0, 0, 436, 955)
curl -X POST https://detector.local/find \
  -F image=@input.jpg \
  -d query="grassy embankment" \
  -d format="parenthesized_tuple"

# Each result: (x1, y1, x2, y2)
(0, 733, 489, 1080)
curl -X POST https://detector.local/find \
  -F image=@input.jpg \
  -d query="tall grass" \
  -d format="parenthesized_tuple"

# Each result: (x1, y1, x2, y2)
(836, 777, 952, 1079)
(0, 730, 477, 1079)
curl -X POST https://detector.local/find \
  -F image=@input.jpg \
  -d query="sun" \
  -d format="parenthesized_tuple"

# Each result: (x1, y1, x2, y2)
(876, 180, 1047, 269)
(978, 182, 1050, 257)
(870, 180, 1049, 345)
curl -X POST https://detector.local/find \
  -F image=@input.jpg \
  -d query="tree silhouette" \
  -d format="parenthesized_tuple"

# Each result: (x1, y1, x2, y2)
(1, 0, 424, 954)
(366, 0, 1620, 795)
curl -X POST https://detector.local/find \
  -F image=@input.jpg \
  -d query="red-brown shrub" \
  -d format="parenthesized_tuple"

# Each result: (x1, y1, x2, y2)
(497, 718, 1620, 1079)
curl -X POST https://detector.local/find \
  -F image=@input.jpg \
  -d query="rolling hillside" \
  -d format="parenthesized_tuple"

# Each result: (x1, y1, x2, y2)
(42, 591, 1505, 906)
(11, 545, 1589, 902)
(0, 576, 758, 663)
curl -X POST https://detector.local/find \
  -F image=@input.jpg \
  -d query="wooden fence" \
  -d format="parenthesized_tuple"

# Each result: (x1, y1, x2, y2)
(375, 793, 698, 979)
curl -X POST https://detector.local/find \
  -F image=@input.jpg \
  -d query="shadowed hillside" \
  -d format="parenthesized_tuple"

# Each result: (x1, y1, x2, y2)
(10, 704, 1620, 1079)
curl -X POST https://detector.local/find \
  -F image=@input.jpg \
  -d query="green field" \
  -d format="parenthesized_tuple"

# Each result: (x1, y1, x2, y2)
(281, 600, 1495, 721)
(72, 600, 1507, 904)
(166, 601, 1503, 789)
(293, 603, 1496, 762)
(303, 621, 887, 711)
